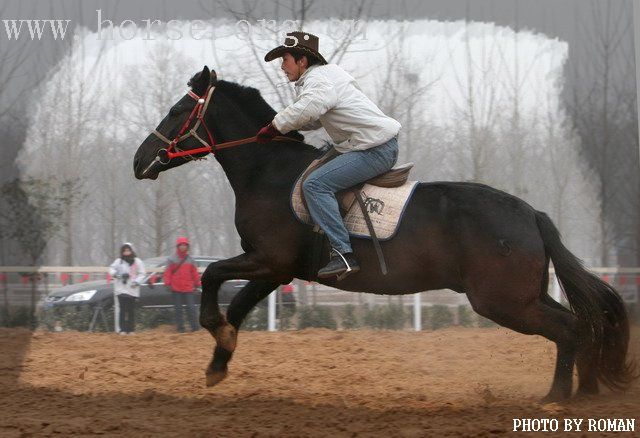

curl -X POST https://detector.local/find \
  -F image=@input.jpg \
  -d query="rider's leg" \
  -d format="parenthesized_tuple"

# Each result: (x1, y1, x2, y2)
(302, 137, 398, 276)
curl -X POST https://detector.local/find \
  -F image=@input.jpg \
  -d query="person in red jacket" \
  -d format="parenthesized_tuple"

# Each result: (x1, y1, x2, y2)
(164, 237, 201, 332)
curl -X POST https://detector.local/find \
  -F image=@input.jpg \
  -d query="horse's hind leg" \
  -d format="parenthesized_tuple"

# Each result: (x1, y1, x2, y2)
(468, 285, 579, 402)
(533, 303, 579, 402)
(206, 280, 279, 386)
(541, 293, 598, 396)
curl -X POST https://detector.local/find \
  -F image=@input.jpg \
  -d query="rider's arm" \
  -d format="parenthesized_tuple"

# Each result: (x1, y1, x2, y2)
(272, 77, 337, 134)
(299, 119, 323, 131)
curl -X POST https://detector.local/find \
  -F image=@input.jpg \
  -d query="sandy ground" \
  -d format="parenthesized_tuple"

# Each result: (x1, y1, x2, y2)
(0, 326, 638, 437)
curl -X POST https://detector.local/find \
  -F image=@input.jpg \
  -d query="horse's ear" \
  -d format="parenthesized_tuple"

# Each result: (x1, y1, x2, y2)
(210, 69, 217, 85)
(201, 65, 210, 80)
(199, 65, 210, 88)
(187, 66, 211, 95)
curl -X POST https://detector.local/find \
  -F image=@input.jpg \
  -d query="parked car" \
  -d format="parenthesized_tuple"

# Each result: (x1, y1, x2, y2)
(40, 255, 295, 330)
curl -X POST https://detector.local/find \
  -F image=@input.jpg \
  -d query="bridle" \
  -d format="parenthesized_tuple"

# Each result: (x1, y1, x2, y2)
(142, 84, 299, 177)
(150, 85, 217, 165)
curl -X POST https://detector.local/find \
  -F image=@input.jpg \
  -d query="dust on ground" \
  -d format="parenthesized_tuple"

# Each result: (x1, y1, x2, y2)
(1, 326, 638, 437)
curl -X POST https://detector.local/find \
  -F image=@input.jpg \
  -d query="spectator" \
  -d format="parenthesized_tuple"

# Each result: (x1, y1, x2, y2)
(164, 237, 201, 333)
(109, 243, 145, 335)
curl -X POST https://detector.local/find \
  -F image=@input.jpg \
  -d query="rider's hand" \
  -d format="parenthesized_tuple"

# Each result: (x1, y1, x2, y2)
(256, 122, 280, 143)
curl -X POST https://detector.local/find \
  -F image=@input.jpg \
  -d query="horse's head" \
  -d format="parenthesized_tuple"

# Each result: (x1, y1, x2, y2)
(133, 65, 217, 180)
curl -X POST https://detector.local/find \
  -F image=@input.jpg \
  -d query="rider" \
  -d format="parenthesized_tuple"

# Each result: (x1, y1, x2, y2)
(257, 31, 401, 279)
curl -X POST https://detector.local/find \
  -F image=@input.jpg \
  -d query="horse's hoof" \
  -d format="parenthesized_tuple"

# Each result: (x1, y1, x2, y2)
(215, 323, 237, 352)
(576, 385, 599, 397)
(574, 387, 598, 400)
(206, 369, 228, 387)
(540, 392, 570, 404)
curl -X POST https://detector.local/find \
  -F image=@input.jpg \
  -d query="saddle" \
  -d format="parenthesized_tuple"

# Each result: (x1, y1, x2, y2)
(298, 147, 414, 215)
(296, 147, 415, 279)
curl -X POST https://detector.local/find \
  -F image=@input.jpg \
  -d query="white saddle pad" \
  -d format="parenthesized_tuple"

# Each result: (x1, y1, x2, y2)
(291, 177, 419, 240)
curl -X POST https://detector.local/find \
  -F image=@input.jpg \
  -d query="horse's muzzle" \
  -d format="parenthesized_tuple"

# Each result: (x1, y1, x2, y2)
(134, 156, 159, 180)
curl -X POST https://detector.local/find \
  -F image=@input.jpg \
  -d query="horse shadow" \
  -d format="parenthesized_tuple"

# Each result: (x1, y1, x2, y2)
(2, 328, 639, 436)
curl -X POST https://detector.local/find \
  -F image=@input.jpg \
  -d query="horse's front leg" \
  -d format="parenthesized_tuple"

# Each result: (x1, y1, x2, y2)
(206, 280, 280, 386)
(199, 253, 283, 386)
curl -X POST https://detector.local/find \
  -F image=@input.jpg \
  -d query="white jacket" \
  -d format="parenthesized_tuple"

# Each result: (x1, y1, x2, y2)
(109, 258, 146, 298)
(272, 64, 401, 153)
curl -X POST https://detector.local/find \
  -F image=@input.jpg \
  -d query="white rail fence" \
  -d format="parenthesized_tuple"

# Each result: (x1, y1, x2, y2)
(1, 266, 638, 331)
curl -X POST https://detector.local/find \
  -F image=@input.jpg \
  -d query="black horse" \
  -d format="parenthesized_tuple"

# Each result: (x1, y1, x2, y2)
(133, 66, 635, 401)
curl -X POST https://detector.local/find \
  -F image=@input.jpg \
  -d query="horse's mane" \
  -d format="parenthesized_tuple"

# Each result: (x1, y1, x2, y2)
(214, 80, 305, 142)
(214, 81, 275, 124)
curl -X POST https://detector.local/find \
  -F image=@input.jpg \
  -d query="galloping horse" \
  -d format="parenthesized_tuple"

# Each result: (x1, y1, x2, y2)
(133, 66, 635, 401)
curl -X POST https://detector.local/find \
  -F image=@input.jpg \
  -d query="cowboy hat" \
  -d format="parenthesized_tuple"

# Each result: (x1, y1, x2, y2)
(264, 31, 328, 65)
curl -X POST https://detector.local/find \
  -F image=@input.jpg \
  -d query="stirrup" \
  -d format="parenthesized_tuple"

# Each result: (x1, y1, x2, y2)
(334, 249, 353, 269)
(333, 249, 354, 282)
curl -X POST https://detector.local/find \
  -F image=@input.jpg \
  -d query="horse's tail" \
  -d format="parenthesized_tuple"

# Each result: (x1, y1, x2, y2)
(535, 210, 636, 391)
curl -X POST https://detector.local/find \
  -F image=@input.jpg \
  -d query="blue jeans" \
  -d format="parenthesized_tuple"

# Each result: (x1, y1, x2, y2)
(172, 292, 199, 332)
(302, 137, 399, 254)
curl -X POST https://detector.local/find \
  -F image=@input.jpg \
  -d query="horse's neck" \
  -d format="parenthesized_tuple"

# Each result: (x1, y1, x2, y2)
(213, 134, 318, 198)
(206, 97, 319, 199)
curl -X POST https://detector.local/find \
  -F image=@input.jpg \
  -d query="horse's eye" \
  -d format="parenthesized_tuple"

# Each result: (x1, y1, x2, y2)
(169, 106, 181, 117)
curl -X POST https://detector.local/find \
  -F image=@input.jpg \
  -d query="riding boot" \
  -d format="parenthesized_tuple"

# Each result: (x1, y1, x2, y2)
(317, 251, 360, 279)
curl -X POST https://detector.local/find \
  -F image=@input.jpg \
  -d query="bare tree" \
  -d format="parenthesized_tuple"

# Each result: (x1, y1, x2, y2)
(0, 179, 62, 326)
(495, 0, 552, 197)
(566, 0, 638, 266)
(16, 26, 113, 265)
(0, 3, 34, 120)
(202, 0, 370, 107)
(370, 23, 439, 179)
(119, 45, 195, 256)
(444, 9, 502, 184)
